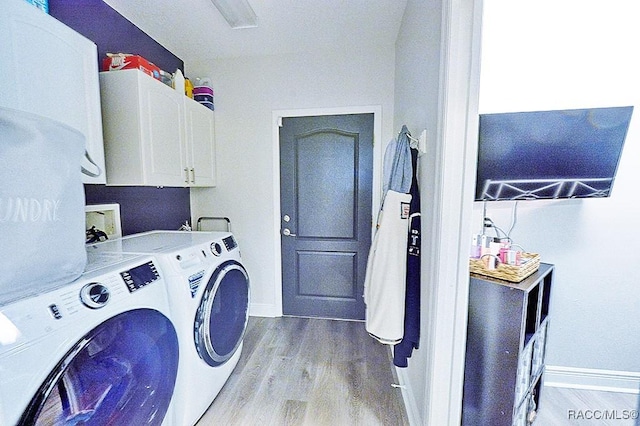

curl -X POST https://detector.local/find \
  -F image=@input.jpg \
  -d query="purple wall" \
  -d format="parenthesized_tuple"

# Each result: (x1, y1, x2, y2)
(48, 0, 183, 73)
(84, 185, 191, 235)
(49, 0, 191, 235)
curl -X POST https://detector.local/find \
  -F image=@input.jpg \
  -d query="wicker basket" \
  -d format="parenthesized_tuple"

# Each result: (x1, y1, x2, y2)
(469, 252, 540, 283)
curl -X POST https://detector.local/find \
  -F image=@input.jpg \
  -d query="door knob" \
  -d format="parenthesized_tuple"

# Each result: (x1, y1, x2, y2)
(283, 228, 296, 237)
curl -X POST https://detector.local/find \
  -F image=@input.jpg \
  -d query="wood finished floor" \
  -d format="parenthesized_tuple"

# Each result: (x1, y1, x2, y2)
(196, 316, 409, 426)
(195, 316, 639, 426)
(535, 386, 639, 426)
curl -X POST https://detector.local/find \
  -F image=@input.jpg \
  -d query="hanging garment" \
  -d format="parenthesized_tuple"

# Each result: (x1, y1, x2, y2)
(364, 189, 412, 344)
(394, 148, 421, 367)
(364, 126, 414, 344)
(382, 125, 413, 195)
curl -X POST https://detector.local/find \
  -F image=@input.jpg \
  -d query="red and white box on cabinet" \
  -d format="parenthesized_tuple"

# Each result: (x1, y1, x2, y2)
(102, 53, 161, 80)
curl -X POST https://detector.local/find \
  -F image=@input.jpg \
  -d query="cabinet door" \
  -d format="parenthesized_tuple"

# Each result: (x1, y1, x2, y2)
(184, 100, 216, 187)
(0, 0, 106, 184)
(139, 76, 186, 187)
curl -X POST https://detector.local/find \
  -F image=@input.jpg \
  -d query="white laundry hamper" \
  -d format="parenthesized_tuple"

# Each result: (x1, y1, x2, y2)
(0, 107, 87, 304)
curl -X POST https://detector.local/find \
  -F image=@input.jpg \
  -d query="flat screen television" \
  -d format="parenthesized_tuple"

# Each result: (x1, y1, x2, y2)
(475, 106, 634, 201)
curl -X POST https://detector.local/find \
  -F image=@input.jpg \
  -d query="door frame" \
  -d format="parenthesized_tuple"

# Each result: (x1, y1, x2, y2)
(271, 105, 383, 317)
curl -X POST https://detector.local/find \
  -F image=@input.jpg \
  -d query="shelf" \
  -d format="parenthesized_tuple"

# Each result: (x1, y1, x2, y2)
(463, 263, 554, 426)
(531, 320, 549, 379)
(525, 283, 539, 344)
(540, 273, 552, 323)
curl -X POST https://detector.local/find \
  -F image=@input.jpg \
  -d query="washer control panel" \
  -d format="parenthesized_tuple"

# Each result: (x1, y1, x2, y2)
(120, 260, 160, 293)
(222, 235, 237, 251)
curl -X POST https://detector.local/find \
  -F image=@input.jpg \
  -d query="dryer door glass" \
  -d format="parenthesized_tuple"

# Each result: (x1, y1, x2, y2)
(19, 308, 179, 426)
(195, 260, 250, 366)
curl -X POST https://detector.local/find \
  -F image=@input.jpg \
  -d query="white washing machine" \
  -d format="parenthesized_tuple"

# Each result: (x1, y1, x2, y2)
(0, 252, 180, 425)
(91, 231, 250, 426)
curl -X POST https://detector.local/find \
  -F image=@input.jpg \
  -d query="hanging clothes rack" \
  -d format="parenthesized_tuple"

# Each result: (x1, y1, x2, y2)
(403, 129, 427, 154)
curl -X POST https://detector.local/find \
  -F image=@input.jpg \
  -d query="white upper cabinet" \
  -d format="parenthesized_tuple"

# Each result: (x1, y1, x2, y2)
(0, 0, 106, 184)
(184, 99, 216, 187)
(100, 69, 216, 187)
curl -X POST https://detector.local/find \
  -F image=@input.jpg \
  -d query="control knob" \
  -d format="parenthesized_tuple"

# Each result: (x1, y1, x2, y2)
(80, 282, 110, 309)
(210, 242, 222, 256)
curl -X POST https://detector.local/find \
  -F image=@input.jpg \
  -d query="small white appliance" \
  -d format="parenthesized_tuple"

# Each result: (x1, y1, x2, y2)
(0, 253, 180, 425)
(90, 231, 250, 426)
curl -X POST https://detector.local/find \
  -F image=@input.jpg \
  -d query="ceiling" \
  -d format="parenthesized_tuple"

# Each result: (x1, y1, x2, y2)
(104, 0, 408, 66)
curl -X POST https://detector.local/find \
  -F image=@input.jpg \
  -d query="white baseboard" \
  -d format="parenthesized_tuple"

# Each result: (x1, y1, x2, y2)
(395, 366, 421, 426)
(545, 366, 640, 394)
(249, 303, 279, 318)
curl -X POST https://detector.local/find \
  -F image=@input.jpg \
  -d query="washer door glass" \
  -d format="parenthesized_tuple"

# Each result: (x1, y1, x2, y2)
(194, 260, 250, 367)
(20, 308, 179, 426)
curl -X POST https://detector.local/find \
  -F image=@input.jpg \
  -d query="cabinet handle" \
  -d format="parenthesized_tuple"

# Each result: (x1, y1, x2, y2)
(190, 168, 195, 184)
(184, 167, 189, 184)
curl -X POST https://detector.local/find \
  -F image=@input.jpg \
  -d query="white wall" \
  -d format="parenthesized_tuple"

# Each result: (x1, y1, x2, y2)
(394, 0, 483, 424)
(478, 0, 640, 385)
(189, 48, 396, 316)
(393, 0, 442, 421)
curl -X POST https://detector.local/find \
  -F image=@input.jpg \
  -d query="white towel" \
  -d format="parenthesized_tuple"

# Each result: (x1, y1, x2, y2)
(364, 190, 412, 344)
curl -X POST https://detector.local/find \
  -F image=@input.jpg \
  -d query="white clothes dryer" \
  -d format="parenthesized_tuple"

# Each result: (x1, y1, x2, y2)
(0, 253, 180, 426)
(91, 231, 250, 426)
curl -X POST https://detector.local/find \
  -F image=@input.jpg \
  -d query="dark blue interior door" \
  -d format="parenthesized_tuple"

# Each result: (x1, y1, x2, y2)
(21, 309, 179, 426)
(280, 114, 374, 320)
